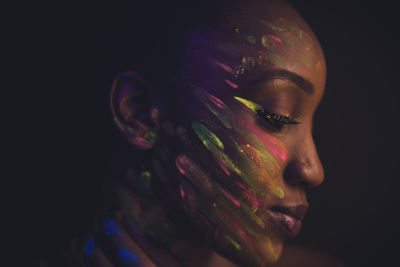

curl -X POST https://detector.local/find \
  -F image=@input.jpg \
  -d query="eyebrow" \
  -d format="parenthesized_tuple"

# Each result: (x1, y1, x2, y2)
(250, 69, 315, 95)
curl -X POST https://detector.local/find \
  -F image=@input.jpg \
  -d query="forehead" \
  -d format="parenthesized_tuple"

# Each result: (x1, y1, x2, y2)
(182, 4, 326, 100)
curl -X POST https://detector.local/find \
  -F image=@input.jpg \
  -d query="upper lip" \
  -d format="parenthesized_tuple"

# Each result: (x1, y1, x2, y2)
(270, 203, 309, 221)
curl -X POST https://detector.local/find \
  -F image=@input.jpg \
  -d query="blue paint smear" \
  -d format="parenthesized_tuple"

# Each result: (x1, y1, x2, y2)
(83, 236, 94, 258)
(103, 218, 120, 236)
(118, 249, 140, 266)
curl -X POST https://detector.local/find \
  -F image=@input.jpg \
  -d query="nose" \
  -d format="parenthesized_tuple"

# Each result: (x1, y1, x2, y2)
(283, 132, 324, 188)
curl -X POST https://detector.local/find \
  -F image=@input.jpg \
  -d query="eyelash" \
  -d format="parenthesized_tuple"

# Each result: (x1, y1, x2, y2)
(256, 109, 303, 129)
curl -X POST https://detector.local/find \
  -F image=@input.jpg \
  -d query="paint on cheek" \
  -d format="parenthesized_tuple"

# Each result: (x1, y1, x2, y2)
(233, 96, 288, 163)
(192, 121, 224, 151)
(218, 186, 240, 207)
(179, 185, 185, 198)
(175, 154, 214, 195)
(232, 131, 285, 199)
(179, 180, 199, 218)
(209, 58, 234, 74)
(225, 235, 242, 251)
(236, 180, 259, 212)
(194, 87, 233, 129)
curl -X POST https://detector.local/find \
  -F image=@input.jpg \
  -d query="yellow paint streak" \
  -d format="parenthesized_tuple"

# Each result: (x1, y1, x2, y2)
(225, 235, 242, 251)
(234, 96, 262, 113)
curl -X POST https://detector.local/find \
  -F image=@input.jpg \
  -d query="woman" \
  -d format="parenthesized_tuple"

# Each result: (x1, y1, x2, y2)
(80, 0, 337, 266)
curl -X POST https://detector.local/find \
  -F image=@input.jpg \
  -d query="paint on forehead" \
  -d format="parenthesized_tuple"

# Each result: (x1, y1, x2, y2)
(261, 34, 283, 50)
(289, 26, 305, 39)
(260, 20, 295, 46)
(264, 51, 285, 67)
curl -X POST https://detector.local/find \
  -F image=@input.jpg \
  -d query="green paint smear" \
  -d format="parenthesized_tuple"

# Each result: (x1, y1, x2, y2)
(233, 96, 262, 113)
(215, 150, 242, 175)
(192, 121, 224, 151)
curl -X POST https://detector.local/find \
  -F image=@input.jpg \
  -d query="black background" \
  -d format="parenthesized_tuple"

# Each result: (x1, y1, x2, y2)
(12, 1, 399, 266)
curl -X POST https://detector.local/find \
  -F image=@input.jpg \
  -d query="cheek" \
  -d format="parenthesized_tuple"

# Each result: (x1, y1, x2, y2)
(168, 94, 289, 264)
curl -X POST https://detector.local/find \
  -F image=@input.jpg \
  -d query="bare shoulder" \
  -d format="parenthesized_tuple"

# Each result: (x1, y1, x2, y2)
(274, 243, 346, 267)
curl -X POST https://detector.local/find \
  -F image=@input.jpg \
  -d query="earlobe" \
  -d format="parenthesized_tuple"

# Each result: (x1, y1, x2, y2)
(110, 71, 160, 150)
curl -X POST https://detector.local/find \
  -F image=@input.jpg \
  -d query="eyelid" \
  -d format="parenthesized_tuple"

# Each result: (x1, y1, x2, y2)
(233, 95, 303, 125)
(256, 109, 303, 124)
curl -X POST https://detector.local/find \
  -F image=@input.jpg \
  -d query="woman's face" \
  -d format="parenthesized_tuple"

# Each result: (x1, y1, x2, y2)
(117, 3, 326, 267)
(152, 9, 327, 266)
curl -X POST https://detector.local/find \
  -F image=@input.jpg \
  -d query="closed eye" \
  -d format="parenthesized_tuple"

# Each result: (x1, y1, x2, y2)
(256, 109, 303, 130)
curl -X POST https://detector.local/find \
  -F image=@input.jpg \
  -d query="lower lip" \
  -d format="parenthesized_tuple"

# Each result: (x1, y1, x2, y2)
(268, 211, 302, 238)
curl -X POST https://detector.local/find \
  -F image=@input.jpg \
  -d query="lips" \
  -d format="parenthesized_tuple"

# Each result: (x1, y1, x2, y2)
(267, 204, 308, 238)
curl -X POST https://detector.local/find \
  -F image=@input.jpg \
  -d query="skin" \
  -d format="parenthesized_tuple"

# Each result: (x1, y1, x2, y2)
(87, 1, 329, 266)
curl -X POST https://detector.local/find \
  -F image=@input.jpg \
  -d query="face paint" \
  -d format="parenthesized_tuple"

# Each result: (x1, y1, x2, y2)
(175, 154, 214, 195)
(224, 79, 239, 89)
(118, 249, 140, 265)
(191, 121, 225, 151)
(261, 34, 283, 50)
(103, 218, 120, 236)
(194, 88, 233, 129)
(259, 20, 296, 46)
(192, 89, 286, 201)
(84, 236, 94, 259)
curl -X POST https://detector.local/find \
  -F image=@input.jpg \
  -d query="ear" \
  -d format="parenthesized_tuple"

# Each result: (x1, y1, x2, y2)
(110, 71, 160, 150)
